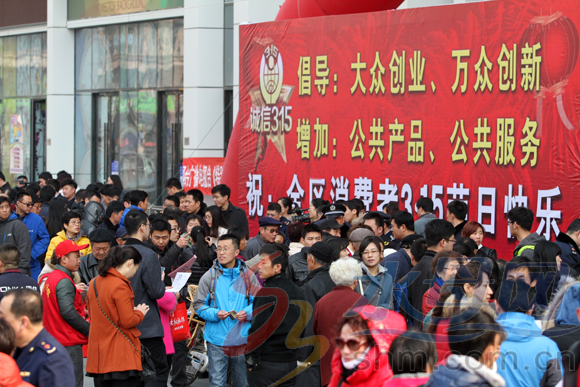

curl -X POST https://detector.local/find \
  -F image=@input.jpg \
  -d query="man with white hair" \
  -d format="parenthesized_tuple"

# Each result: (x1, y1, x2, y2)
(313, 258, 368, 386)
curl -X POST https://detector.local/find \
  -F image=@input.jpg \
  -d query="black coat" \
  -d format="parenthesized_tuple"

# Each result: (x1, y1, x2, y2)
(221, 203, 249, 239)
(286, 249, 309, 285)
(543, 325, 580, 352)
(556, 232, 580, 276)
(247, 273, 306, 362)
(404, 249, 436, 327)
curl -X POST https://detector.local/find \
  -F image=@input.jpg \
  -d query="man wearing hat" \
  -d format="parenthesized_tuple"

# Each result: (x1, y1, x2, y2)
(321, 203, 351, 238)
(78, 228, 116, 284)
(320, 218, 342, 237)
(115, 226, 128, 246)
(242, 217, 282, 260)
(347, 226, 375, 259)
(40, 240, 90, 387)
(296, 241, 336, 385)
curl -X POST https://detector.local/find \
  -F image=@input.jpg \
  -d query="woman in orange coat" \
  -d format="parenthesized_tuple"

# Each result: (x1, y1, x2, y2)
(86, 246, 150, 387)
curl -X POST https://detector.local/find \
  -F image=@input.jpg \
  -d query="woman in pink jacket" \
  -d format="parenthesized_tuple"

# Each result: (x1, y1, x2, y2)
(158, 292, 177, 359)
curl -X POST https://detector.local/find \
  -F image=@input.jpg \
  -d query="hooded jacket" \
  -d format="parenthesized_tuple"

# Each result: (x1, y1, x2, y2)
(45, 230, 91, 264)
(193, 258, 258, 347)
(496, 312, 562, 387)
(0, 215, 32, 276)
(555, 232, 580, 275)
(424, 355, 505, 387)
(356, 262, 393, 309)
(513, 232, 546, 259)
(9, 212, 49, 279)
(119, 205, 143, 228)
(328, 305, 406, 387)
(81, 201, 104, 235)
(542, 281, 580, 352)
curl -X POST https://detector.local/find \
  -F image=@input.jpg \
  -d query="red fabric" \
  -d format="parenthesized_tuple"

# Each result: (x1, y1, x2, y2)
(41, 269, 88, 346)
(313, 286, 367, 386)
(327, 306, 407, 387)
(433, 319, 452, 365)
(422, 282, 441, 317)
(383, 375, 430, 387)
(0, 353, 34, 387)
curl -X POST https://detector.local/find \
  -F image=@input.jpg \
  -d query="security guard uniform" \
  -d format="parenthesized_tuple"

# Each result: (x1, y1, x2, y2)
(13, 328, 76, 387)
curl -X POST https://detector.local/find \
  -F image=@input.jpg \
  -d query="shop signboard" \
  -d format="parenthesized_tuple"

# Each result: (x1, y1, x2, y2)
(68, 0, 183, 20)
(182, 157, 225, 195)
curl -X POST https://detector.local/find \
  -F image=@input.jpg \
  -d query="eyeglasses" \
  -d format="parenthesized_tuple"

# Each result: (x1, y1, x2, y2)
(264, 228, 279, 234)
(335, 338, 367, 351)
(445, 238, 456, 244)
(444, 264, 460, 272)
(362, 249, 380, 257)
(18, 201, 33, 207)
(68, 221, 81, 226)
(216, 247, 232, 253)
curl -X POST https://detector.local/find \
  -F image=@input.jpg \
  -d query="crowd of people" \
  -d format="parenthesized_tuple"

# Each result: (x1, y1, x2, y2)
(0, 170, 579, 387)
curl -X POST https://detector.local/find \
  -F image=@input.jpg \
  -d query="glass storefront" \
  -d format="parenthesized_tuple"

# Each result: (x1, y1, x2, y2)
(0, 33, 47, 183)
(75, 19, 183, 201)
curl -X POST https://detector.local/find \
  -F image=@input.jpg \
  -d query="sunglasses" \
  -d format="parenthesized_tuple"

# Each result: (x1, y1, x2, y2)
(119, 237, 128, 241)
(335, 338, 366, 351)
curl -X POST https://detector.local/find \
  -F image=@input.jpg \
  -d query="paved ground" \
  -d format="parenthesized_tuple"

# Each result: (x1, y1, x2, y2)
(83, 359, 210, 387)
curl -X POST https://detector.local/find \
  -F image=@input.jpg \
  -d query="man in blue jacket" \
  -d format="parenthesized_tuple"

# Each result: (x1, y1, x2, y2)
(119, 190, 148, 228)
(193, 234, 259, 387)
(11, 191, 49, 280)
(496, 279, 562, 387)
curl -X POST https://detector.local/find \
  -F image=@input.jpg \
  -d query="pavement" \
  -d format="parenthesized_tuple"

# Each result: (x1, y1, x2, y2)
(83, 358, 210, 387)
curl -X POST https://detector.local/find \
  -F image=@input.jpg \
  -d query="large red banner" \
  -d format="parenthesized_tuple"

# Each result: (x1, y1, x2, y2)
(182, 157, 225, 195)
(235, 0, 580, 260)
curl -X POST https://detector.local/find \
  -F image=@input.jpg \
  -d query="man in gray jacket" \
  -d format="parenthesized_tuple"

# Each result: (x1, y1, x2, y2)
(414, 197, 438, 237)
(0, 195, 31, 276)
(124, 209, 168, 387)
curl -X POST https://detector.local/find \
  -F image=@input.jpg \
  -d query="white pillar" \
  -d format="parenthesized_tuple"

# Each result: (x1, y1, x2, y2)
(182, 0, 225, 158)
(46, 0, 75, 174)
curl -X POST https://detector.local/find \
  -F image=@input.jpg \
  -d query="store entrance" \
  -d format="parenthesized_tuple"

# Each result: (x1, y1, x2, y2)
(93, 93, 119, 184)
(157, 91, 183, 204)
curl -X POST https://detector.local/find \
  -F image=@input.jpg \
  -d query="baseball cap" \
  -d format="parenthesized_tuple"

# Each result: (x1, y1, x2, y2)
(116, 226, 128, 239)
(54, 240, 89, 259)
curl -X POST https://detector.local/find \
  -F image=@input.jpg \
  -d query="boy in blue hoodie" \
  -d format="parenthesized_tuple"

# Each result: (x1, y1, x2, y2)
(496, 278, 562, 387)
(193, 234, 259, 387)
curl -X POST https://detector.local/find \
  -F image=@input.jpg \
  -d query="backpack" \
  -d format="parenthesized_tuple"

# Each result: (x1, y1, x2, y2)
(208, 264, 251, 310)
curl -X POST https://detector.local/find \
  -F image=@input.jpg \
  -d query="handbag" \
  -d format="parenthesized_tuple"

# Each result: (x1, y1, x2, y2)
(169, 301, 191, 343)
(92, 279, 156, 382)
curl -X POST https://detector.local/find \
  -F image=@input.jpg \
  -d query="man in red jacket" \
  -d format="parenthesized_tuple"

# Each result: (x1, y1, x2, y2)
(40, 240, 90, 387)
(313, 258, 367, 387)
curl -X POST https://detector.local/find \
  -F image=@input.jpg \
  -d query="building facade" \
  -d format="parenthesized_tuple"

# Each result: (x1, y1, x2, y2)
(0, 0, 476, 202)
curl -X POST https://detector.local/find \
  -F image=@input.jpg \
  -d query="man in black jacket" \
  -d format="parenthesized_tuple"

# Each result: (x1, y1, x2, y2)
(246, 243, 306, 387)
(99, 201, 124, 234)
(78, 228, 115, 284)
(0, 196, 31, 276)
(297, 241, 336, 387)
(212, 184, 249, 238)
(0, 244, 39, 300)
(555, 218, 580, 275)
(287, 223, 322, 285)
(124, 210, 168, 386)
(403, 219, 455, 327)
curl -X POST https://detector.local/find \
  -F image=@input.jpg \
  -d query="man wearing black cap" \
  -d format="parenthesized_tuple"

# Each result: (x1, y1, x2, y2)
(297, 241, 336, 386)
(321, 203, 350, 238)
(320, 218, 341, 237)
(78, 228, 116, 284)
(242, 217, 282, 260)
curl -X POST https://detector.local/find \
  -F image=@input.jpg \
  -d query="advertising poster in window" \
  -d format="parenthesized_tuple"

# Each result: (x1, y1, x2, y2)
(10, 114, 24, 174)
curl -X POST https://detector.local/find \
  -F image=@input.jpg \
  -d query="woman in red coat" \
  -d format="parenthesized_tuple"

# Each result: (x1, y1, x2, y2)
(86, 246, 150, 387)
(328, 305, 406, 387)
(422, 251, 463, 316)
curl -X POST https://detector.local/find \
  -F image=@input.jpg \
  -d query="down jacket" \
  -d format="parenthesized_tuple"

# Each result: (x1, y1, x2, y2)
(328, 305, 406, 387)
(45, 230, 91, 264)
(424, 355, 505, 387)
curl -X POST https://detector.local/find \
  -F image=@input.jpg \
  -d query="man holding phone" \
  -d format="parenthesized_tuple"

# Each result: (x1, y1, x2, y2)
(193, 234, 259, 387)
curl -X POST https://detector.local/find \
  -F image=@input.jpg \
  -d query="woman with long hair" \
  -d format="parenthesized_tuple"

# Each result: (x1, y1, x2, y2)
(45, 198, 68, 239)
(277, 197, 293, 219)
(86, 246, 148, 387)
(203, 205, 229, 246)
(188, 226, 216, 285)
(533, 240, 564, 307)
(106, 175, 124, 191)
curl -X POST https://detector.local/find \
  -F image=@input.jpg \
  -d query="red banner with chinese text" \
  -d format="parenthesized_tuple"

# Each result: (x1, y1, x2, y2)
(182, 158, 225, 195)
(235, 0, 580, 260)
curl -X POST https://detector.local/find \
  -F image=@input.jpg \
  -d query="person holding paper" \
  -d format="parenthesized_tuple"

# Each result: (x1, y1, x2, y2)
(193, 234, 260, 387)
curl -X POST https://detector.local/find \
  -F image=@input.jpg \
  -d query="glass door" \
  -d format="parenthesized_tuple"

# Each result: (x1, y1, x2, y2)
(158, 91, 183, 203)
(31, 99, 46, 181)
(93, 93, 119, 183)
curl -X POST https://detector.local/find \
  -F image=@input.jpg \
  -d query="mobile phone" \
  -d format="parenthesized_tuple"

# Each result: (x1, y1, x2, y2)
(181, 233, 189, 238)
(160, 266, 165, 272)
